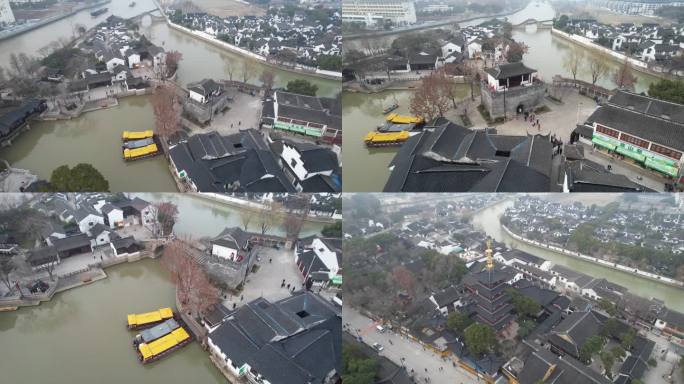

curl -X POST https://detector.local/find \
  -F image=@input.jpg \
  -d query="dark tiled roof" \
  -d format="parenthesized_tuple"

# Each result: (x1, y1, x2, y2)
(549, 311, 604, 357)
(208, 292, 340, 384)
(587, 103, 684, 151)
(27, 246, 58, 266)
(484, 62, 537, 80)
(384, 120, 552, 192)
(565, 159, 649, 192)
(52, 233, 91, 252)
(169, 130, 295, 192)
(212, 227, 252, 250)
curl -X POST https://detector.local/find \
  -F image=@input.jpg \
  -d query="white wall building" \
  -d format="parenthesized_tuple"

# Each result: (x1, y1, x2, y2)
(342, 0, 417, 25)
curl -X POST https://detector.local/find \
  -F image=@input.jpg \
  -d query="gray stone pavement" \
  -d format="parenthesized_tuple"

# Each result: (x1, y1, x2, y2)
(642, 331, 682, 383)
(344, 305, 478, 384)
(221, 246, 304, 308)
(201, 92, 262, 135)
(488, 90, 599, 140)
(582, 145, 668, 191)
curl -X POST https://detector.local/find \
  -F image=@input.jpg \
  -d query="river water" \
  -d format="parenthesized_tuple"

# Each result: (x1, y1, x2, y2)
(0, 0, 339, 191)
(471, 197, 684, 312)
(0, 193, 328, 384)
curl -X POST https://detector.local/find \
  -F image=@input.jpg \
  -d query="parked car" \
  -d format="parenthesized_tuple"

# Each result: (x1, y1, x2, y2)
(372, 343, 384, 352)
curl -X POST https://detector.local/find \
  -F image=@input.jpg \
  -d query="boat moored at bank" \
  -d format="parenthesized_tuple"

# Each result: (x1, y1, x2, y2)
(127, 307, 174, 330)
(136, 327, 192, 364)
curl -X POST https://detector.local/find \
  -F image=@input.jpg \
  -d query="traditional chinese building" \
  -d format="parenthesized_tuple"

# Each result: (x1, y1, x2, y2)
(480, 62, 546, 120)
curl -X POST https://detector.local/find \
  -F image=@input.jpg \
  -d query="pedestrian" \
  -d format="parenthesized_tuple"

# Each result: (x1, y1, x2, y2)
(287, 283, 291, 289)
(239, 120, 241, 126)
(269, 258, 272, 263)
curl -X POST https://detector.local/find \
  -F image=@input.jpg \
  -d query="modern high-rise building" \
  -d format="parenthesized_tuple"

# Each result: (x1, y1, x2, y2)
(342, 0, 417, 26)
(0, 0, 15, 25)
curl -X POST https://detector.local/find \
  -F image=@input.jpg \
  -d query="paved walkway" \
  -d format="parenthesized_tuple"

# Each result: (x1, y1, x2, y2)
(202, 92, 261, 135)
(344, 306, 478, 384)
(221, 246, 303, 308)
(582, 146, 668, 191)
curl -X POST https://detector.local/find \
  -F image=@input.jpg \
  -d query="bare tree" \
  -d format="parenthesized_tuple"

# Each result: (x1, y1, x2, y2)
(434, 69, 460, 109)
(241, 59, 259, 83)
(150, 201, 179, 237)
(259, 70, 275, 91)
(240, 210, 255, 230)
(410, 71, 452, 121)
(224, 59, 235, 81)
(258, 202, 280, 235)
(563, 48, 585, 82)
(151, 84, 181, 142)
(0, 256, 15, 293)
(161, 239, 219, 317)
(165, 50, 183, 78)
(585, 52, 611, 87)
(614, 58, 637, 90)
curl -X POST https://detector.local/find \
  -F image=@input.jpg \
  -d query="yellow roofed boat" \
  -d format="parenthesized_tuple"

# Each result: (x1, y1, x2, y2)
(385, 113, 424, 124)
(123, 144, 159, 161)
(137, 327, 191, 364)
(127, 307, 174, 329)
(364, 131, 410, 147)
(122, 130, 154, 141)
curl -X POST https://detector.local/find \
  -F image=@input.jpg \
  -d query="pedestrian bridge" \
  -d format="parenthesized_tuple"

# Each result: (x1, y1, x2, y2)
(512, 18, 554, 29)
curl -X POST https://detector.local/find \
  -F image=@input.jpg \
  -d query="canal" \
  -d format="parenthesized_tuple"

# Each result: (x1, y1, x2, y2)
(470, 196, 684, 312)
(341, 0, 665, 191)
(0, 0, 339, 191)
(0, 193, 329, 384)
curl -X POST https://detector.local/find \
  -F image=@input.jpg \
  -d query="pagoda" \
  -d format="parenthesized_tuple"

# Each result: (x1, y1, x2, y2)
(465, 238, 514, 331)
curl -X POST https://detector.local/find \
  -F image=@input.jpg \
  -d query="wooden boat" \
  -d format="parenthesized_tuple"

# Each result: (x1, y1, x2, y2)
(382, 103, 399, 114)
(123, 143, 159, 161)
(133, 318, 180, 347)
(90, 8, 108, 17)
(137, 327, 192, 364)
(127, 307, 174, 330)
(364, 131, 410, 147)
(385, 113, 424, 124)
(122, 130, 154, 141)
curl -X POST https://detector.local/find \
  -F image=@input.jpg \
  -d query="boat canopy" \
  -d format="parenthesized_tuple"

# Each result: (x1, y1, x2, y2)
(124, 137, 155, 150)
(127, 307, 173, 327)
(139, 318, 180, 343)
(364, 131, 410, 143)
(124, 144, 158, 159)
(122, 130, 154, 140)
(385, 113, 424, 124)
(138, 327, 190, 360)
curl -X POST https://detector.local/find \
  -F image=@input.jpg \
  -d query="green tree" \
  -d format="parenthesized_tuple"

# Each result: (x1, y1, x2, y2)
(317, 55, 342, 71)
(517, 318, 537, 339)
(286, 79, 318, 96)
(601, 318, 620, 337)
(648, 357, 657, 367)
(342, 344, 378, 384)
(620, 329, 636, 350)
(611, 345, 626, 360)
(508, 289, 541, 317)
(648, 79, 684, 104)
(601, 351, 615, 378)
(447, 311, 473, 334)
(579, 335, 605, 363)
(464, 323, 498, 356)
(49, 163, 110, 192)
(322, 221, 342, 237)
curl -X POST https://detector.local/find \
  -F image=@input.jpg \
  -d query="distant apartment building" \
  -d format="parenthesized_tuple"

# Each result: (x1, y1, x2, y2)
(589, 0, 684, 15)
(342, 0, 417, 25)
(0, 0, 15, 25)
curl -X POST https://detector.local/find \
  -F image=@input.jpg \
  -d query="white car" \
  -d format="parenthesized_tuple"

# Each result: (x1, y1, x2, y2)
(372, 343, 384, 352)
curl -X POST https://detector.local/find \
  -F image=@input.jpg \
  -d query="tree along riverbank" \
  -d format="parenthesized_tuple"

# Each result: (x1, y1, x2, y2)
(501, 224, 684, 289)
(550, 27, 680, 81)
